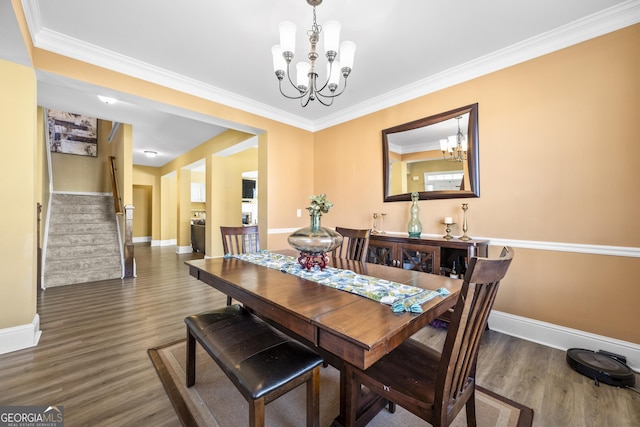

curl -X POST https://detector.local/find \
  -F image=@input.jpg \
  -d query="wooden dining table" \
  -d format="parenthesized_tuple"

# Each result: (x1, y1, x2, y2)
(186, 251, 462, 426)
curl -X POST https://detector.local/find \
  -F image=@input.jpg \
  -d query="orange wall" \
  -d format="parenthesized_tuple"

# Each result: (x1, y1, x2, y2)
(314, 25, 640, 343)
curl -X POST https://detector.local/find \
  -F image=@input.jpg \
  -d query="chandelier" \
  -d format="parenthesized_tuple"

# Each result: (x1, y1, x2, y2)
(440, 116, 468, 162)
(271, 0, 356, 107)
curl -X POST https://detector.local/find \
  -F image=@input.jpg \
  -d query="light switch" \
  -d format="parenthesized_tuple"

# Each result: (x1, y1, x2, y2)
(296, 209, 302, 217)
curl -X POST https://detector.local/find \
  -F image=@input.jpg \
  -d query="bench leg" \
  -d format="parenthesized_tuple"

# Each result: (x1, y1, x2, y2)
(186, 328, 196, 387)
(306, 366, 320, 427)
(249, 397, 266, 427)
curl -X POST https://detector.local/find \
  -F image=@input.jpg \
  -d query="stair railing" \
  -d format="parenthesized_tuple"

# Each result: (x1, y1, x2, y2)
(109, 156, 123, 215)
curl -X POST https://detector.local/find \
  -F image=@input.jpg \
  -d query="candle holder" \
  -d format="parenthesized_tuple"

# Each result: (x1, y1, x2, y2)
(443, 222, 456, 240)
(372, 213, 379, 234)
(380, 213, 387, 234)
(458, 203, 472, 241)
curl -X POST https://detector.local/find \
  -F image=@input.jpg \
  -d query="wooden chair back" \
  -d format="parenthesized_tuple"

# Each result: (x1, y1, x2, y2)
(435, 246, 514, 425)
(220, 225, 260, 306)
(333, 227, 371, 262)
(220, 225, 260, 255)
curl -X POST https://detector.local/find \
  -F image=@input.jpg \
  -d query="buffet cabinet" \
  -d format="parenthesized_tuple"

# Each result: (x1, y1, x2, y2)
(367, 234, 489, 278)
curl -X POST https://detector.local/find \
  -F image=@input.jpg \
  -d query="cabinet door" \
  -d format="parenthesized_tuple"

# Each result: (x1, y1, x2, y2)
(191, 183, 205, 202)
(367, 240, 396, 267)
(397, 243, 441, 274)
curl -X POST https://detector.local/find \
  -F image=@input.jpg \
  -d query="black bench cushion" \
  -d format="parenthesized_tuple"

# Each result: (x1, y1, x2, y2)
(185, 305, 323, 400)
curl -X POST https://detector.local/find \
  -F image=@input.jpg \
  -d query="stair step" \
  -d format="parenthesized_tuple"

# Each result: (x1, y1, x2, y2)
(49, 212, 117, 224)
(48, 222, 117, 235)
(45, 193, 122, 288)
(53, 203, 113, 215)
(46, 233, 119, 247)
(46, 244, 120, 258)
(44, 269, 122, 287)
(45, 255, 121, 274)
(52, 194, 113, 205)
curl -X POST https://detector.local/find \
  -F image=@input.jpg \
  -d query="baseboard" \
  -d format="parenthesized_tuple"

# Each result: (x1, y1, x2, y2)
(151, 239, 177, 247)
(133, 236, 151, 243)
(489, 310, 640, 372)
(0, 314, 42, 355)
(175, 245, 193, 254)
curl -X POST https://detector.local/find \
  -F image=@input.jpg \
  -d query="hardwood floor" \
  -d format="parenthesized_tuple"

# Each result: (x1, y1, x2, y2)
(0, 245, 638, 426)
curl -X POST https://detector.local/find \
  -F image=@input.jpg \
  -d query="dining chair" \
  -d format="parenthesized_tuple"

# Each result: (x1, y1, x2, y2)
(332, 227, 371, 262)
(220, 225, 260, 305)
(344, 247, 515, 427)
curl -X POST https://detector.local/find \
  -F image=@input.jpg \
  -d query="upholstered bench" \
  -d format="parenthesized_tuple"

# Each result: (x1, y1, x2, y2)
(185, 304, 323, 427)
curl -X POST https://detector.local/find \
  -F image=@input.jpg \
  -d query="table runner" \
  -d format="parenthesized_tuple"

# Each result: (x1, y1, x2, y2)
(229, 251, 450, 313)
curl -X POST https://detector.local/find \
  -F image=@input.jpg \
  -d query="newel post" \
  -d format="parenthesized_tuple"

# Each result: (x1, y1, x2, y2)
(124, 204, 135, 278)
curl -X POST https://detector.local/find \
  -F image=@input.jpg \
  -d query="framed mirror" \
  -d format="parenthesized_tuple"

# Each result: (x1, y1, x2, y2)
(382, 103, 479, 202)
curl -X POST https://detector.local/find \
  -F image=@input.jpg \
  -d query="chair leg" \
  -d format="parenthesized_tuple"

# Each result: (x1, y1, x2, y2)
(465, 389, 477, 427)
(186, 328, 196, 387)
(226, 295, 232, 306)
(306, 367, 320, 427)
(249, 397, 266, 427)
(388, 401, 396, 413)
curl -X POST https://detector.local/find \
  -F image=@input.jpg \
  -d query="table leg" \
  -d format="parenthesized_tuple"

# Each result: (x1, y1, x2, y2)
(331, 362, 390, 427)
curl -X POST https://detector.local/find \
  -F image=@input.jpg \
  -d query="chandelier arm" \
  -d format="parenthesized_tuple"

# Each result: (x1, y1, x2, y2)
(313, 92, 335, 106)
(278, 80, 310, 100)
(284, 62, 300, 92)
(300, 90, 315, 107)
(315, 77, 349, 99)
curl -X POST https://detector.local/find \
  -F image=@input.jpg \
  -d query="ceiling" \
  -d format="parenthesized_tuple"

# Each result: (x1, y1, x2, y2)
(2, 0, 637, 167)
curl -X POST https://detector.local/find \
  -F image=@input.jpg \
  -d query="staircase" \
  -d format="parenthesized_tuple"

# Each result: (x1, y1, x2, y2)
(44, 193, 122, 287)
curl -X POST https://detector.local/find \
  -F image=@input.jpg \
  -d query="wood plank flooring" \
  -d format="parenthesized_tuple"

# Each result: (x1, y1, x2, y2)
(0, 245, 638, 426)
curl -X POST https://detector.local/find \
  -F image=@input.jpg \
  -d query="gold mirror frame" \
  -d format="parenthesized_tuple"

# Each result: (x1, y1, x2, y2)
(382, 103, 479, 202)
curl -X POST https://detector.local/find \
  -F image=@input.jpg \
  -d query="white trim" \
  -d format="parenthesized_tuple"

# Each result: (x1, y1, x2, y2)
(114, 212, 125, 278)
(175, 245, 193, 254)
(314, 1, 640, 131)
(489, 310, 640, 373)
(107, 122, 121, 142)
(268, 227, 299, 235)
(133, 236, 152, 243)
(41, 109, 53, 290)
(23, 0, 640, 132)
(481, 237, 640, 258)
(0, 314, 42, 355)
(152, 239, 177, 247)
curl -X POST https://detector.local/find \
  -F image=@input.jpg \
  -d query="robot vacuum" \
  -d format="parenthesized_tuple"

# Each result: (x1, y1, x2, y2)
(566, 348, 635, 388)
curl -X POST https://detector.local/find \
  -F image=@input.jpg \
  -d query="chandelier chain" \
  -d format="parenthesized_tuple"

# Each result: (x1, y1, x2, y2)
(309, 6, 321, 36)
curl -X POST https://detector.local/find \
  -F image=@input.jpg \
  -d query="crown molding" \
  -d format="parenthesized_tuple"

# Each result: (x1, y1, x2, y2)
(313, 0, 640, 130)
(23, 0, 640, 132)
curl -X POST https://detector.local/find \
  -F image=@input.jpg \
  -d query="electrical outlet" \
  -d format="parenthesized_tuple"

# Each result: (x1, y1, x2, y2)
(296, 209, 302, 217)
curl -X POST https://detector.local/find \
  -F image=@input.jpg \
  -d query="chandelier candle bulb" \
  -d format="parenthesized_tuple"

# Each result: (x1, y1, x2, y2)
(271, 45, 286, 72)
(323, 20, 341, 54)
(339, 41, 356, 71)
(278, 21, 296, 54)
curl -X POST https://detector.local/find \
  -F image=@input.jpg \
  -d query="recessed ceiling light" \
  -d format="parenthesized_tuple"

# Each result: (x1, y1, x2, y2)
(97, 95, 118, 104)
(144, 151, 158, 158)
